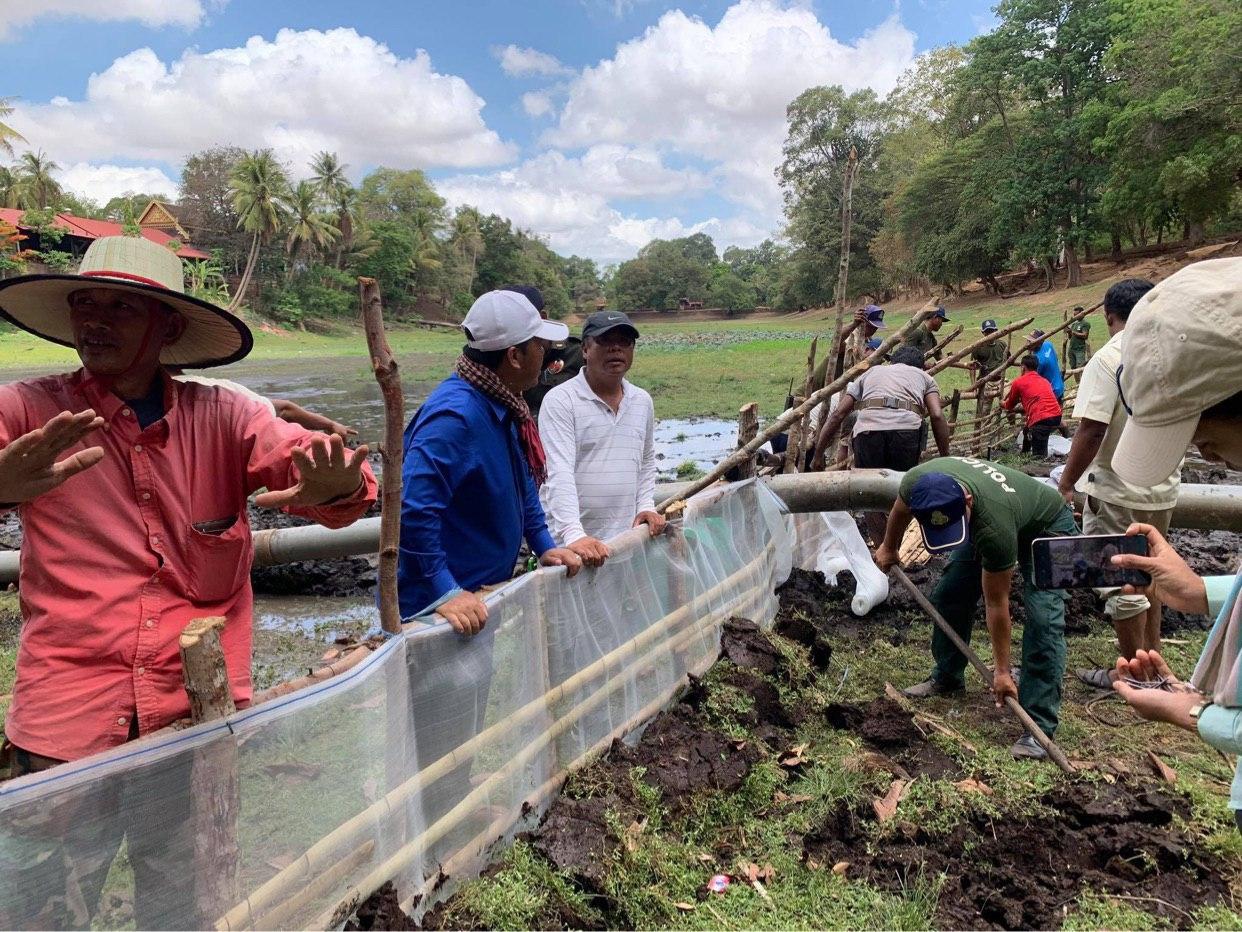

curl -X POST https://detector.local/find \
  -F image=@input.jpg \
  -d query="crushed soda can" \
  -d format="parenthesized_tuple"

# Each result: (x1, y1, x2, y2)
(706, 874, 731, 894)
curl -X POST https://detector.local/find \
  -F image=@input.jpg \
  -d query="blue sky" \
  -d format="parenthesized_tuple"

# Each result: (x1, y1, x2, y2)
(1, 0, 996, 263)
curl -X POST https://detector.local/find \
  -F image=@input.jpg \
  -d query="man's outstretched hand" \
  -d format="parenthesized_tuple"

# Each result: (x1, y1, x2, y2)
(0, 409, 105, 504)
(254, 434, 369, 509)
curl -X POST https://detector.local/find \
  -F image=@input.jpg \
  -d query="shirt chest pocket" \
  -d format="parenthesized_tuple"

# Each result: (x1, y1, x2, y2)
(183, 514, 252, 604)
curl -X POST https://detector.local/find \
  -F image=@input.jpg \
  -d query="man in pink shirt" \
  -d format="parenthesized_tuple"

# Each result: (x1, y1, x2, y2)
(0, 236, 376, 927)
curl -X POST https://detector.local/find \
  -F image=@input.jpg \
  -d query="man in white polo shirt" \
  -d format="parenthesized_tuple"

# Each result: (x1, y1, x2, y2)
(1056, 278, 1180, 688)
(539, 311, 666, 565)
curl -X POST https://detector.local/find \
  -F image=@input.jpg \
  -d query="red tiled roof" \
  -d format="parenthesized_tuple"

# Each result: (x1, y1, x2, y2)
(0, 208, 210, 260)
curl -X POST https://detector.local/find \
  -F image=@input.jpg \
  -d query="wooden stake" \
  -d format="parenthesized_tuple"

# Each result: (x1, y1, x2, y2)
(924, 324, 963, 362)
(180, 617, 236, 722)
(792, 337, 818, 473)
(359, 277, 404, 635)
(180, 616, 240, 923)
(735, 402, 759, 480)
(947, 389, 961, 440)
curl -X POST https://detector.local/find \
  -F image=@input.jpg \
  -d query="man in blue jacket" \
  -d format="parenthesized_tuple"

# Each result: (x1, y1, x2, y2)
(1029, 329, 1065, 402)
(398, 289, 583, 629)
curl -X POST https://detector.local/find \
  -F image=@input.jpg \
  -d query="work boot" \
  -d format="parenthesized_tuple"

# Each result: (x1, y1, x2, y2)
(1075, 668, 1114, 690)
(901, 677, 963, 699)
(1011, 733, 1048, 760)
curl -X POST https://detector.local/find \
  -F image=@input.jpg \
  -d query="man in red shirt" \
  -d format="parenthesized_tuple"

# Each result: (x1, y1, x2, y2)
(1002, 354, 1063, 457)
(0, 236, 377, 927)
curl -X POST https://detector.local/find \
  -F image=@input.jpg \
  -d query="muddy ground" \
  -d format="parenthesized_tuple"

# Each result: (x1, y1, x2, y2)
(390, 569, 1235, 931)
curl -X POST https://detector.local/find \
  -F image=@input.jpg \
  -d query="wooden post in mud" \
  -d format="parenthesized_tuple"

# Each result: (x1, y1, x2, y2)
(783, 396, 805, 474)
(180, 616, 240, 921)
(794, 337, 819, 472)
(359, 277, 404, 636)
(735, 402, 759, 480)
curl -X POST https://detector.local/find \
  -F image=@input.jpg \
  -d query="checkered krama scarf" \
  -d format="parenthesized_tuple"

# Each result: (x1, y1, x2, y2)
(455, 353, 548, 487)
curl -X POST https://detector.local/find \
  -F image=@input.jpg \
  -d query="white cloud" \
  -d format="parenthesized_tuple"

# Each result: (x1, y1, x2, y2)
(521, 92, 555, 118)
(0, 0, 212, 40)
(493, 44, 572, 77)
(7, 28, 515, 175)
(549, 0, 917, 223)
(59, 163, 179, 204)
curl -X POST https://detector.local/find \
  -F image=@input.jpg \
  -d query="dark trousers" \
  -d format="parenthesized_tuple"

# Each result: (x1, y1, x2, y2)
(928, 507, 1077, 736)
(1024, 416, 1062, 457)
(1, 729, 197, 930)
(853, 429, 922, 471)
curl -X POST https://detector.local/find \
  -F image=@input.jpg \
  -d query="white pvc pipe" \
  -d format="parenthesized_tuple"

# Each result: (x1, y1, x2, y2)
(2, 474, 1241, 584)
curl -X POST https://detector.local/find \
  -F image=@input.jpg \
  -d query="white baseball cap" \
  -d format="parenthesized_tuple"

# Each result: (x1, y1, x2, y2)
(1113, 257, 1242, 486)
(461, 290, 568, 351)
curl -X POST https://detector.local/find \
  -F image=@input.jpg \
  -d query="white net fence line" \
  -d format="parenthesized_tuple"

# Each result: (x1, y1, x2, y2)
(0, 481, 882, 930)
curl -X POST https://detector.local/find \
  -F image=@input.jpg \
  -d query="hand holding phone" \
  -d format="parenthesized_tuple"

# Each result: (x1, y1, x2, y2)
(1032, 533, 1151, 590)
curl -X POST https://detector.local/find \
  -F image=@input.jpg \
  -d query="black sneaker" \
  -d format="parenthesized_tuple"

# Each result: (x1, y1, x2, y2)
(1011, 733, 1048, 760)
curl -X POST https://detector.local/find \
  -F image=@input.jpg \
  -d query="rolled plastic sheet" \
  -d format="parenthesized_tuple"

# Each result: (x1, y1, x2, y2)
(0, 481, 882, 930)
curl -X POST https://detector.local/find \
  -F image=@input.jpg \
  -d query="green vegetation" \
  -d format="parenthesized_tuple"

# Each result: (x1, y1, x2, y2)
(431, 613, 1242, 931)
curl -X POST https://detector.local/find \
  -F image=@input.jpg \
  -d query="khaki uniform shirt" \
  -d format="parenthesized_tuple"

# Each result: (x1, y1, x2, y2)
(972, 341, 1007, 376)
(905, 323, 939, 359)
(1071, 330, 1180, 509)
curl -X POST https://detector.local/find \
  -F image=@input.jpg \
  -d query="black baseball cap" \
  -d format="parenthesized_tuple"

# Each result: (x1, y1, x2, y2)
(500, 284, 545, 314)
(582, 311, 640, 341)
(981, 319, 998, 333)
(932, 307, 950, 321)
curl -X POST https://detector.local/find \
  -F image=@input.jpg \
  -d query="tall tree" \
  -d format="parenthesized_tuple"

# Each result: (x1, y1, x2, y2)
(310, 151, 355, 265)
(228, 149, 291, 311)
(0, 98, 25, 158)
(449, 206, 484, 294)
(284, 180, 340, 279)
(16, 150, 63, 210)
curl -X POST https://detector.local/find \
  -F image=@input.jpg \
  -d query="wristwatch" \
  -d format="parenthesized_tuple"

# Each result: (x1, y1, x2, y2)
(1189, 700, 1213, 721)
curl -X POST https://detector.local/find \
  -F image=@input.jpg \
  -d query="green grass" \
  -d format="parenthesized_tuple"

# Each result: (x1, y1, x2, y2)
(432, 615, 1242, 930)
(0, 275, 1114, 422)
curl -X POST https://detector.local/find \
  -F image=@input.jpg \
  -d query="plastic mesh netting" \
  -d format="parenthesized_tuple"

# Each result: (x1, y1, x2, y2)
(0, 481, 881, 930)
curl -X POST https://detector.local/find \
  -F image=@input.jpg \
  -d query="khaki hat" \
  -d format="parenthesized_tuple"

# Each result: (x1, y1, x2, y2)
(0, 235, 252, 368)
(1114, 257, 1242, 486)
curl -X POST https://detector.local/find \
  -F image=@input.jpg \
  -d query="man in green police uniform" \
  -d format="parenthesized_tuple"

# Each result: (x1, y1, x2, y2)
(903, 306, 949, 361)
(874, 456, 1079, 759)
(1067, 309, 1091, 371)
(970, 319, 1009, 419)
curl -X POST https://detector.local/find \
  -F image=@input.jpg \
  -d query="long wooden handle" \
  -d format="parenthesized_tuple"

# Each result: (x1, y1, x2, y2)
(891, 567, 1075, 774)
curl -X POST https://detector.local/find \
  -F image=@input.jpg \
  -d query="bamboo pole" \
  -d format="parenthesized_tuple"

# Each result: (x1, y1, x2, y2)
(256, 840, 376, 931)
(216, 540, 775, 930)
(658, 300, 940, 512)
(966, 303, 1100, 393)
(890, 568, 1074, 773)
(310, 578, 763, 932)
(734, 403, 759, 480)
(251, 644, 373, 705)
(359, 277, 404, 636)
(927, 316, 1034, 376)
(791, 337, 818, 473)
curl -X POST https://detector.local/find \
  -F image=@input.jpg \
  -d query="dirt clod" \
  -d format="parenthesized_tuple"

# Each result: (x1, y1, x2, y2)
(345, 882, 417, 931)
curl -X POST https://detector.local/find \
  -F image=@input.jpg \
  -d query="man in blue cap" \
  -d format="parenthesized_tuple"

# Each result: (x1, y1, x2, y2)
(904, 306, 949, 361)
(874, 455, 1078, 759)
(853, 304, 886, 352)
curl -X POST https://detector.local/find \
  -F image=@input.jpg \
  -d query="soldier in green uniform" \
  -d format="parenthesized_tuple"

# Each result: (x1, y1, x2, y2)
(1067, 308, 1091, 371)
(972, 319, 1009, 418)
(904, 306, 949, 360)
(874, 455, 1079, 759)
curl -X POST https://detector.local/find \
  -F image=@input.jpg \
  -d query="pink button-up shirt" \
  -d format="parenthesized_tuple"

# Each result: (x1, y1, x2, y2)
(0, 369, 377, 762)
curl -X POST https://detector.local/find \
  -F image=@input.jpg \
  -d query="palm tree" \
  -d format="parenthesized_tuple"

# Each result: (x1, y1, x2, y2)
(285, 180, 339, 279)
(228, 149, 291, 312)
(0, 166, 20, 209)
(310, 151, 354, 267)
(451, 207, 484, 293)
(17, 150, 62, 210)
(0, 98, 25, 158)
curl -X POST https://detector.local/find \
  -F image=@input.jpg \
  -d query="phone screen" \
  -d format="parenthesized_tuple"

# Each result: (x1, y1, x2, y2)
(1032, 534, 1151, 590)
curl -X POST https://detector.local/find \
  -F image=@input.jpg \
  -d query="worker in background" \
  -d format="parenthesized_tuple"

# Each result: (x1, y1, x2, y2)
(539, 311, 665, 565)
(1057, 280, 1177, 691)
(903, 306, 949, 362)
(1028, 328, 1065, 402)
(1001, 354, 1063, 457)
(811, 345, 951, 542)
(0, 236, 377, 928)
(854, 304, 886, 352)
(970, 319, 1009, 419)
(507, 284, 583, 418)
(874, 456, 1078, 760)
(1066, 307, 1091, 372)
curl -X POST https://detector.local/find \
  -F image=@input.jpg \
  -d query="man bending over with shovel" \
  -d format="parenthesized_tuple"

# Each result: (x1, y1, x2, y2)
(874, 456, 1078, 760)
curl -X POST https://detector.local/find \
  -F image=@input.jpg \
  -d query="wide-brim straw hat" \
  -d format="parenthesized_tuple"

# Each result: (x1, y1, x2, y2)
(0, 235, 252, 368)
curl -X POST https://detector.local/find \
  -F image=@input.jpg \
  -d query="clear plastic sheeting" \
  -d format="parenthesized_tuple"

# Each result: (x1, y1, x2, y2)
(0, 481, 876, 930)
(790, 510, 890, 615)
